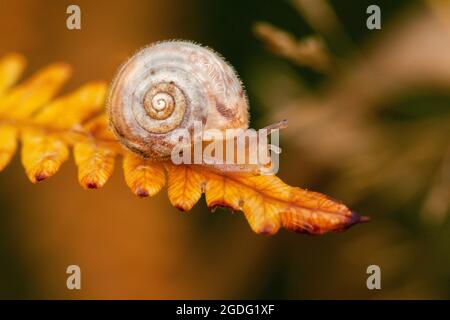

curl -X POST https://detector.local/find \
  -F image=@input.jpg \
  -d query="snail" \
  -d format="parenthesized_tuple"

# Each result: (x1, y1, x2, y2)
(108, 40, 251, 160)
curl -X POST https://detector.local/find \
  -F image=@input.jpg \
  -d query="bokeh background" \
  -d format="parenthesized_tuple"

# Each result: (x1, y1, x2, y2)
(0, 0, 449, 299)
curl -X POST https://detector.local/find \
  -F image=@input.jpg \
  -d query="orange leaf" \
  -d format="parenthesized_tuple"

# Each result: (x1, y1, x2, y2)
(0, 63, 71, 119)
(0, 125, 17, 171)
(74, 141, 116, 189)
(0, 53, 367, 236)
(166, 164, 205, 212)
(0, 53, 26, 97)
(123, 152, 166, 197)
(166, 163, 367, 235)
(33, 82, 107, 129)
(20, 129, 69, 183)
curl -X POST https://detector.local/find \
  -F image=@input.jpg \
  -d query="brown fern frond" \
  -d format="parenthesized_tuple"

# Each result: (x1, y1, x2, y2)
(0, 54, 368, 235)
(253, 22, 334, 73)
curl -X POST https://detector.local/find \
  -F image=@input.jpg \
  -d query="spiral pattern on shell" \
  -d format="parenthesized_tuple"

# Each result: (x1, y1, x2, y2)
(108, 40, 249, 159)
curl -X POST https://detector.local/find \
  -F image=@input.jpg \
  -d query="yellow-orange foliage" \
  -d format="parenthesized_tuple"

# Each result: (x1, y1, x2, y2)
(0, 54, 368, 235)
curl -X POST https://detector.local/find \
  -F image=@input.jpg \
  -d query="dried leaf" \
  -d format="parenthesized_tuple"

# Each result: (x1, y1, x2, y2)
(253, 22, 334, 73)
(0, 125, 17, 171)
(34, 82, 107, 129)
(0, 53, 26, 96)
(0, 53, 367, 236)
(166, 164, 205, 211)
(0, 63, 71, 119)
(0, 54, 27, 170)
(74, 141, 115, 189)
(166, 163, 366, 235)
(21, 129, 69, 183)
(123, 153, 166, 197)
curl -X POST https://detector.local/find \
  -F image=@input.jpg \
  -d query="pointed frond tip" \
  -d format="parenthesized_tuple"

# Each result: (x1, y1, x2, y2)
(0, 53, 369, 235)
(165, 163, 369, 235)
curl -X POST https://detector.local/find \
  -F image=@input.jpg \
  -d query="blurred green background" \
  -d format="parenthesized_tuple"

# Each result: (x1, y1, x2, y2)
(0, 0, 449, 299)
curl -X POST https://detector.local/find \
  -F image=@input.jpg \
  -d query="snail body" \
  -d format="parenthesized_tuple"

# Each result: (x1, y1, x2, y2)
(108, 40, 249, 159)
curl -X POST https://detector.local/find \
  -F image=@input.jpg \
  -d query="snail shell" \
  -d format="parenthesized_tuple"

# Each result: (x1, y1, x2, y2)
(108, 40, 249, 159)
